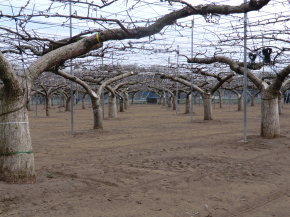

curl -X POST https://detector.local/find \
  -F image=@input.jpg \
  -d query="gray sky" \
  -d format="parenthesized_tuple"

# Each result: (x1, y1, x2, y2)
(0, 0, 289, 73)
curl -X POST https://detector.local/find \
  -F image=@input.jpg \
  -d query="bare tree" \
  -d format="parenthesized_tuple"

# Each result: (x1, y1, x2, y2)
(187, 56, 290, 138)
(158, 72, 234, 120)
(0, 0, 271, 183)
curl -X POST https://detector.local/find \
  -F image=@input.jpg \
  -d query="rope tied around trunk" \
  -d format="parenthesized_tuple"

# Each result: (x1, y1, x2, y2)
(0, 122, 28, 125)
(0, 151, 33, 156)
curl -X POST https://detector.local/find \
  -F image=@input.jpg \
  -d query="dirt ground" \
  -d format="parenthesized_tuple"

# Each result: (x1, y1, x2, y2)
(0, 103, 290, 217)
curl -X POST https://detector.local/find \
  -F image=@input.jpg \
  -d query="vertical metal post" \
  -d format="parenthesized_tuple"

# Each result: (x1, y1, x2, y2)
(262, 34, 265, 78)
(243, 0, 248, 143)
(35, 96, 38, 117)
(101, 56, 105, 118)
(190, 17, 194, 122)
(176, 45, 179, 115)
(167, 57, 170, 109)
(69, 2, 74, 133)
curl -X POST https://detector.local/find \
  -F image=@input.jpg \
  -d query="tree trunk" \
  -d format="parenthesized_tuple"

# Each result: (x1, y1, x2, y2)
(45, 96, 50, 117)
(124, 93, 129, 109)
(167, 97, 172, 108)
(91, 97, 103, 129)
(260, 97, 280, 138)
(0, 98, 35, 183)
(51, 96, 54, 107)
(26, 98, 32, 111)
(65, 96, 71, 112)
(172, 95, 176, 110)
(278, 93, 282, 115)
(218, 89, 224, 109)
(193, 95, 198, 105)
(185, 94, 190, 114)
(237, 95, 243, 111)
(108, 94, 118, 118)
(250, 95, 255, 107)
(160, 97, 163, 106)
(47, 95, 52, 109)
(131, 93, 135, 105)
(162, 95, 166, 107)
(119, 97, 125, 112)
(218, 92, 222, 108)
(82, 94, 86, 109)
(157, 95, 161, 104)
(61, 95, 65, 107)
(202, 93, 213, 120)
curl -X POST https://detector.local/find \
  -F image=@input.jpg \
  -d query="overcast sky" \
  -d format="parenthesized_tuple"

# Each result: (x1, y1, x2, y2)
(0, 0, 289, 72)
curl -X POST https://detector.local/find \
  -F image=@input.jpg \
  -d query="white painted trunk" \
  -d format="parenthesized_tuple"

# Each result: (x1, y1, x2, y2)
(108, 94, 118, 118)
(202, 94, 213, 120)
(261, 97, 280, 138)
(0, 103, 35, 183)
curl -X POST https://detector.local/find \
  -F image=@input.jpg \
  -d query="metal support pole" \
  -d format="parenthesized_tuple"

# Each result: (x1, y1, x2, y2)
(35, 96, 38, 117)
(101, 56, 104, 118)
(243, 0, 248, 143)
(102, 92, 105, 118)
(190, 17, 194, 122)
(176, 45, 179, 115)
(69, 2, 74, 133)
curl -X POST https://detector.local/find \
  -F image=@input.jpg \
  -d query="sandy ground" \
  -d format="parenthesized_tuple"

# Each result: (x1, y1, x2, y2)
(0, 102, 290, 217)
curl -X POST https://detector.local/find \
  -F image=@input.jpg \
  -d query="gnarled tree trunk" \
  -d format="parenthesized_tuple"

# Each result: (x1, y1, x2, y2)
(108, 93, 118, 118)
(0, 97, 35, 183)
(250, 95, 255, 107)
(218, 91, 222, 108)
(131, 92, 136, 105)
(278, 92, 282, 115)
(185, 94, 190, 114)
(82, 94, 86, 109)
(65, 96, 71, 112)
(172, 95, 176, 110)
(161, 95, 166, 106)
(91, 97, 103, 129)
(45, 95, 50, 117)
(26, 98, 32, 111)
(167, 96, 172, 108)
(119, 97, 125, 112)
(124, 92, 129, 110)
(193, 94, 198, 105)
(202, 93, 213, 120)
(260, 95, 280, 138)
(237, 95, 243, 111)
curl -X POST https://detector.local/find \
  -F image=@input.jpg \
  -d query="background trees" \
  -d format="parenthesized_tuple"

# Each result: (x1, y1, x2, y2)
(1, 0, 288, 183)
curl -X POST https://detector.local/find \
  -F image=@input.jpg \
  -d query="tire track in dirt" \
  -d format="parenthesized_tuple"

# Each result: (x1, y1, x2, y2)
(223, 185, 290, 217)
